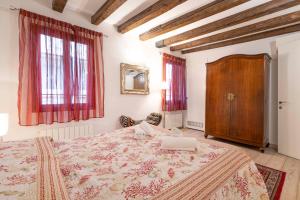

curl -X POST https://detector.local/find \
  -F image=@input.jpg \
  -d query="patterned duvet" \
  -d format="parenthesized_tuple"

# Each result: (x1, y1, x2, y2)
(0, 126, 269, 200)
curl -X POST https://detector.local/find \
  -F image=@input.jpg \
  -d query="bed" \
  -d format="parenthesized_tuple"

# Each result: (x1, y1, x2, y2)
(0, 126, 269, 200)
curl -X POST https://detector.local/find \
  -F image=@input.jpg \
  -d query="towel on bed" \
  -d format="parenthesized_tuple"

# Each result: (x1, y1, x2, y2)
(139, 121, 155, 135)
(160, 136, 198, 152)
(134, 121, 155, 138)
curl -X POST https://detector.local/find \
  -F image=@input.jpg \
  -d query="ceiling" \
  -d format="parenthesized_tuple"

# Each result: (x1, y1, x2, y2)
(63, 0, 300, 45)
(7, 0, 300, 50)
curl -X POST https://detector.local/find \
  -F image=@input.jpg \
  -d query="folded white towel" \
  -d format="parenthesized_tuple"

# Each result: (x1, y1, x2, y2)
(160, 136, 198, 152)
(139, 121, 154, 136)
(134, 126, 146, 136)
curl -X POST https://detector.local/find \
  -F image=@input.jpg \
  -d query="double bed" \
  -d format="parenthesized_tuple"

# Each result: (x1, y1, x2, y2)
(0, 126, 269, 200)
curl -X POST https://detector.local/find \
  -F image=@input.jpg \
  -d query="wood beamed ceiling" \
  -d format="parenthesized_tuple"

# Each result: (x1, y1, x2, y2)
(52, 0, 300, 54)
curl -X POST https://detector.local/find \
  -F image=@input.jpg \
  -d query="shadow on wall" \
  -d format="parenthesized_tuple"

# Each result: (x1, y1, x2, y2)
(269, 41, 278, 145)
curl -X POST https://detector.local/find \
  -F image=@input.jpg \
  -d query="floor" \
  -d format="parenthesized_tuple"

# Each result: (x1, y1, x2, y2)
(183, 129, 300, 200)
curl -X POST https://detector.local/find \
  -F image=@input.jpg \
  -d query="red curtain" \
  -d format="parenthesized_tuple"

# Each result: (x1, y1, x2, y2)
(18, 10, 104, 126)
(162, 53, 187, 111)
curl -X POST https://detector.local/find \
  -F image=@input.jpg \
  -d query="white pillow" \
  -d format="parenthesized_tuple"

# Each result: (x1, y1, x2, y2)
(139, 121, 154, 136)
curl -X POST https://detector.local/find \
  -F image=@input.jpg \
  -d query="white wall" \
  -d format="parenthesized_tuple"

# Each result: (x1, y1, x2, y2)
(185, 37, 286, 145)
(0, 0, 178, 141)
(1, 1, 298, 144)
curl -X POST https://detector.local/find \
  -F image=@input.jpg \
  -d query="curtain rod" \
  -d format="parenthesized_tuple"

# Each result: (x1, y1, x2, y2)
(1, 5, 109, 38)
(9, 5, 19, 11)
(159, 51, 187, 59)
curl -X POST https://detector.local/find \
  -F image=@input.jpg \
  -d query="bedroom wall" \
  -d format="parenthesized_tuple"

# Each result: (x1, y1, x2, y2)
(2, 1, 297, 144)
(0, 0, 181, 141)
(185, 33, 300, 145)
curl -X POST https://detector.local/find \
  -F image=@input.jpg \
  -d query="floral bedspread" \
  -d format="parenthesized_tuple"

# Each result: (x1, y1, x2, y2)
(0, 137, 69, 200)
(0, 139, 38, 199)
(53, 127, 269, 200)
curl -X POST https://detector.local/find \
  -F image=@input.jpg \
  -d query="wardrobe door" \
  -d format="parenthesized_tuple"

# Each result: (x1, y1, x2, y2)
(205, 61, 231, 137)
(229, 57, 265, 143)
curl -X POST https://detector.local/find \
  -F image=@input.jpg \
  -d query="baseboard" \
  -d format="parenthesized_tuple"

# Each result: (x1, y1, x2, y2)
(185, 125, 204, 132)
(269, 143, 278, 150)
(184, 126, 204, 133)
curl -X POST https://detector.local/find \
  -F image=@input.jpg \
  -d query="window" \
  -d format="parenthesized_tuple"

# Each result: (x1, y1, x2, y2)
(166, 63, 172, 101)
(40, 34, 88, 106)
(70, 42, 88, 104)
(19, 9, 105, 125)
(162, 53, 187, 112)
(40, 34, 64, 105)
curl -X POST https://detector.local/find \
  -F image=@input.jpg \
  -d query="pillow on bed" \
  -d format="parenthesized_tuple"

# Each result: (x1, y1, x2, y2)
(139, 121, 155, 136)
(160, 136, 198, 152)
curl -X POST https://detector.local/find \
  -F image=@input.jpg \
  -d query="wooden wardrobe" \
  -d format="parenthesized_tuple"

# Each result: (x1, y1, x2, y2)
(205, 54, 270, 152)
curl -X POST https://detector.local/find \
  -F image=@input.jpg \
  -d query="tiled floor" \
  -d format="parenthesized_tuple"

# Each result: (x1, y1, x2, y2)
(183, 129, 300, 200)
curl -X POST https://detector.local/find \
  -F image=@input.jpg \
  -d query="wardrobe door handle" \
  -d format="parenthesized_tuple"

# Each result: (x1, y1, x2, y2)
(226, 93, 235, 101)
(227, 93, 231, 101)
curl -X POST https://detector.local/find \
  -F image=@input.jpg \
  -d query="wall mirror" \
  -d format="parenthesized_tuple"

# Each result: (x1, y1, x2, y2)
(120, 63, 149, 95)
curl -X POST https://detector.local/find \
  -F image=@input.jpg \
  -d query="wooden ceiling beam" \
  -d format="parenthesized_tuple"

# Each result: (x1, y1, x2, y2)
(182, 23, 300, 54)
(171, 11, 300, 51)
(117, 0, 188, 34)
(91, 0, 127, 25)
(156, 0, 300, 48)
(139, 0, 249, 41)
(52, 0, 68, 13)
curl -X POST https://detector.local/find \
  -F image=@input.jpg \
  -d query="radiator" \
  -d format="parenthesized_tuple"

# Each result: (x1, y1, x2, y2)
(165, 112, 183, 129)
(38, 124, 95, 140)
(186, 120, 204, 130)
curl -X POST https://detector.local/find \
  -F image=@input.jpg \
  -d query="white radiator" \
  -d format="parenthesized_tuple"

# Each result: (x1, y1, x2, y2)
(38, 124, 95, 140)
(165, 111, 184, 129)
(186, 121, 204, 130)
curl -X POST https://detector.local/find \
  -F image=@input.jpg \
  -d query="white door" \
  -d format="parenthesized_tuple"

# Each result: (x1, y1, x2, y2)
(278, 40, 300, 159)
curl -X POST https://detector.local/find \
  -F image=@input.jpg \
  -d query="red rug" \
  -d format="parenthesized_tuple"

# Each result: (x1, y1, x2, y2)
(256, 164, 286, 200)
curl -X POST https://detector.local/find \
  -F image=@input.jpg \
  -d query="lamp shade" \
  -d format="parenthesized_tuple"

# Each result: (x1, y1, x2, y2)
(161, 81, 169, 90)
(0, 113, 8, 137)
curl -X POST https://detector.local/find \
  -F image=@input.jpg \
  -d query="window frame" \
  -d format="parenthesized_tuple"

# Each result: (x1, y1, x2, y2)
(37, 29, 95, 112)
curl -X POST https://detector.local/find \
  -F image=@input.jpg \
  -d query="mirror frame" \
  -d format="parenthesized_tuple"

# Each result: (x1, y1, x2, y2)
(120, 63, 149, 95)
